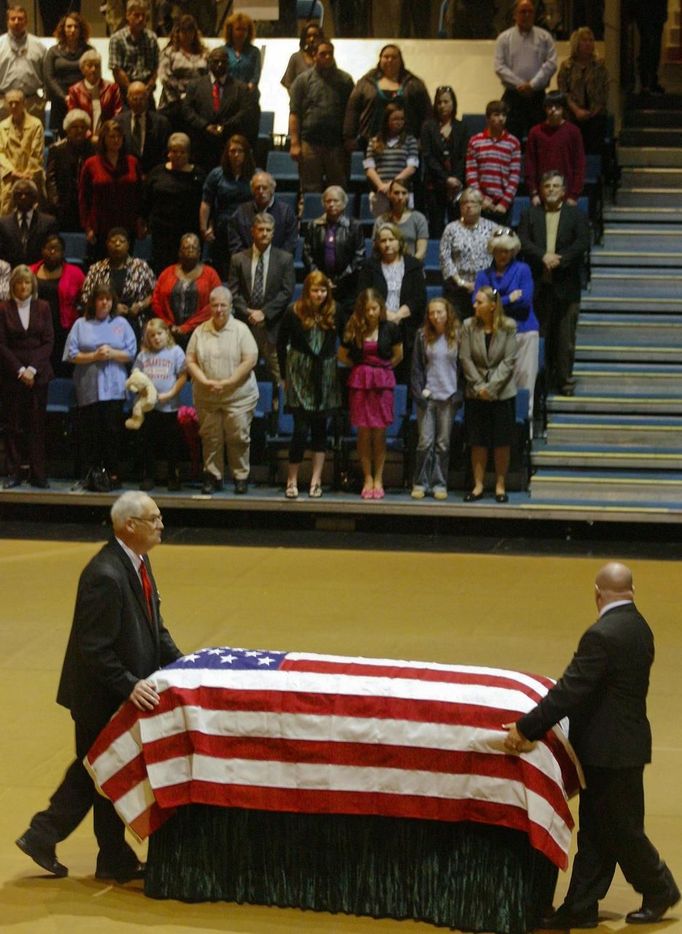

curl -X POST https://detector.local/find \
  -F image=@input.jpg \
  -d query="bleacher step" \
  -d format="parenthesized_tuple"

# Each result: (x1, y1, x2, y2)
(575, 342, 682, 363)
(619, 167, 682, 188)
(619, 127, 682, 146)
(547, 394, 682, 415)
(586, 269, 682, 299)
(545, 415, 682, 448)
(530, 470, 682, 504)
(623, 109, 682, 128)
(617, 147, 682, 167)
(571, 363, 682, 393)
(578, 314, 682, 341)
(531, 445, 682, 470)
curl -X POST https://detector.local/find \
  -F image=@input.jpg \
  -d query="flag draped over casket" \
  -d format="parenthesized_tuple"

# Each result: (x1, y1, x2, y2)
(85, 647, 581, 870)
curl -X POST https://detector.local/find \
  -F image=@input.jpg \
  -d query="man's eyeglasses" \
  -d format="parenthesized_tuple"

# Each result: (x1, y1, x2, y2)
(132, 514, 163, 526)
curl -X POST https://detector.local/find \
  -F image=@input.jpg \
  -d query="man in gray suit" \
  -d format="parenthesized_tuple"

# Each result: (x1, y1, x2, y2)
(228, 212, 295, 384)
(505, 562, 680, 928)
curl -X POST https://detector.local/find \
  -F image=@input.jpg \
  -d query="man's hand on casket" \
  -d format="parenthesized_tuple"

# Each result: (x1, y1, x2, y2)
(129, 679, 161, 711)
(502, 722, 536, 754)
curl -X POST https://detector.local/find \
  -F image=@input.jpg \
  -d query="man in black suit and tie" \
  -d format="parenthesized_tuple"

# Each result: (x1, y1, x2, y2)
(228, 212, 295, 383)
(16, 492, 183, 883)
(518, 171, 590, 396)
(181, 46, 259, 171)
(114, 81, 170, 177)
(0, 179, 58, 267)
(505, 562, 680, 928)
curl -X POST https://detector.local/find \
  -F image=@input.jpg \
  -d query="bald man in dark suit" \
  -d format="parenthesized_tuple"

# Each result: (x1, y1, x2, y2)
(506, 562, 680, 928)
(16, 493, 183, 883)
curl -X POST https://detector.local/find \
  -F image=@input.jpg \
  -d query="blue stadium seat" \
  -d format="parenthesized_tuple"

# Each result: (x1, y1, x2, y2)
(266, 150, 299, 191)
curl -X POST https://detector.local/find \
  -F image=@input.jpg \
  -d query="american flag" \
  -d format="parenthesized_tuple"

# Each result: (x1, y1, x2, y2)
(85, 647, 581, 869)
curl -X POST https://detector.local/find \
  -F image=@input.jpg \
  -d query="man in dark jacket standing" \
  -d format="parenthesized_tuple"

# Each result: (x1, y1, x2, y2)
(16, 492, 183, 882)
(505, 562, 680, 928)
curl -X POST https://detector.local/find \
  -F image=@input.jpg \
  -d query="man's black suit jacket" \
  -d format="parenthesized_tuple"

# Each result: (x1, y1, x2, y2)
(181, 74, 259, 168)
(518, 602, 654, 768)
(518, 202, 590, 304)
(114, 109, 171, 176)
(57, 540, 182, 734)
(228, 246, 295, 339)
(0, 211, 59, 268)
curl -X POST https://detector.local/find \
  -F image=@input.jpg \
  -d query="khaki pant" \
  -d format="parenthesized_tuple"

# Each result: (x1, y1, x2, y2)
(299, 141, 348, 194)
(197, 403, 255, 481)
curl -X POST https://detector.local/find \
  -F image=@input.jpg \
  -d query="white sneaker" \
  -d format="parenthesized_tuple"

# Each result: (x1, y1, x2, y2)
(411, 485, 425, 499)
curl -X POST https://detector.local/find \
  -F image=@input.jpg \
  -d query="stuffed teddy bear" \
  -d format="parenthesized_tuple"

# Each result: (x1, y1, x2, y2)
(125, 368, 158, 430)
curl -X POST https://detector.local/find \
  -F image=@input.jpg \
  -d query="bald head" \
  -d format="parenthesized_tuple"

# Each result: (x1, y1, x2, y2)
(595, 562, 634, 609)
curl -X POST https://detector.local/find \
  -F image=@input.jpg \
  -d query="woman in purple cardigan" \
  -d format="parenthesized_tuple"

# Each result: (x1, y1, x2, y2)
(474, 228, 538, 420)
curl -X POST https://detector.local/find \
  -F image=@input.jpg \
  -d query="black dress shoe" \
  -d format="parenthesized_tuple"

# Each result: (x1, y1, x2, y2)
(16, 833, 68, 877)
(537, 906, 598, 929)
(3, 475, 21, 489)
(463, 490, 484, 502)
(201, 475, 222, 495)
(626, 897, 680, 924)
(95, 860, 146, 883)
(234, 478, 248, 494)
(495, 492, 509, 503)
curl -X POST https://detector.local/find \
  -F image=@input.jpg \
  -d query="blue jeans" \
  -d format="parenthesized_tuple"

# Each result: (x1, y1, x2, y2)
(414, 399, 456, 491)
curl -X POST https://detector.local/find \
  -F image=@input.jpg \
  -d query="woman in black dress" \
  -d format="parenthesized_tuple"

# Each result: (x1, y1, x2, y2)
(142, 132, 205, 275)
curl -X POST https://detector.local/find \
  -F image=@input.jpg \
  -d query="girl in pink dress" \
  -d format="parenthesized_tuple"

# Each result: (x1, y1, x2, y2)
(338, 289, 403, 499)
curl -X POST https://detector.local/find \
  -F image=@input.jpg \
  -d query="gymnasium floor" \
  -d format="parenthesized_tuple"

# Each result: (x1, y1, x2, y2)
(1, 531, 681, 933)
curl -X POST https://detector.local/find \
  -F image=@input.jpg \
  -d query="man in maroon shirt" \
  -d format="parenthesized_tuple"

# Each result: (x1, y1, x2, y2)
(525, 92, 586, 206)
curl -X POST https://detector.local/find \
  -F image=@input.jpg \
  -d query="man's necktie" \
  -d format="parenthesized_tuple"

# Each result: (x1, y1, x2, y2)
(251, 253, 264, 308)
(139, 560, 154, 622)
(212, 80, 221, 113)
(19, 213, 28, 250)
(132, 114, 142, 154)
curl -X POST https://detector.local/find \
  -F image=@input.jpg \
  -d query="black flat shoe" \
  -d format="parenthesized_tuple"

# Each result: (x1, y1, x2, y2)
(495, 493, 509, 503)
(16, 833, 68, 877)
(537, 907, 598, 929)
(463, 490, 484, 502)
(95, 860, 146, 883)
(3, 475, 21, 489)
(234, 478, 249, 495)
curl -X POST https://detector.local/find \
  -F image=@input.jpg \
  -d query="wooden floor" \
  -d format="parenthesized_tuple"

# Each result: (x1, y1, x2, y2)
(2, 538, 681, 933)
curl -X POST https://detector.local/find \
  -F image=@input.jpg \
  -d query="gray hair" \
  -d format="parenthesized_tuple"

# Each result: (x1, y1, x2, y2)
(210, 286, 233, 305)
(251, 171, 276, 192)
(487, 228, 521, 255)
(110, 491, 155, 530)
(252, 211, 274, 229)
(63, 108, 91, 131)
(168, 132, 191, 151)
(459, 186, 483, 206)
(180, 232, 201, 250)
(79, 49, 101, 68)
(322, 185, 348, 208)
(10, 264, 37, 298)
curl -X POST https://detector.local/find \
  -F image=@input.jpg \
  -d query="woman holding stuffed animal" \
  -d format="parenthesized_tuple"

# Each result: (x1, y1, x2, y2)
(63, 283, 137, 491)
(131, 318, 187, 492)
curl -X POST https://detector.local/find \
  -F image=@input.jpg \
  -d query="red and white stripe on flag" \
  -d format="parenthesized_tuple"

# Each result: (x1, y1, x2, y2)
(85, 648, 581, 869)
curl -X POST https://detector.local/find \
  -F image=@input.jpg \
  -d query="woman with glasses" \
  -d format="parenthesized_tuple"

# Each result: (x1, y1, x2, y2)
(474, 228, 538, 420)
(439, 188, 497, 320)
(420, 85, 468, 239)
(460, 286, 516, 503)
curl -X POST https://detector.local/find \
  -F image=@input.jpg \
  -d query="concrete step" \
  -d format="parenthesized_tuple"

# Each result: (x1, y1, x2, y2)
(531, 444, 682, 470)
(603, 206, 682, 224)
(620, 127, 682, 146)
(530, 469, 682, 504)
(619, 167, 682, 188)
(571, 363, 682, 393)
(547, 393, 682, 415)
(578, 314, 682, 341)
(613, 189, 682, 208)
(581, 297, 682, 313)
(545, 414, 682, 448)
(586, 270, 682, 299)
(626, 94, 682, 109)
(575, 342, 682, 363)
(617, 147, 682, 167)
(593, 227, 682, 265)
(623, 109, 682, 127)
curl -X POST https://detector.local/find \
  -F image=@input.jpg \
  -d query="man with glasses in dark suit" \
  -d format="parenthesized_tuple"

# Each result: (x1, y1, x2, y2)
(16, 492, 183, 883)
